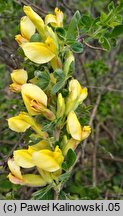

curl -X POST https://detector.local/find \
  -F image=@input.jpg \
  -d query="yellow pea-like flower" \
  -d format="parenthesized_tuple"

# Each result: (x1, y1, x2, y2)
(8, 115, 30, 133)
(67, 111, 82, 141)
(45, 7, 64, 27)
(9, 69, 28, 92)
(56, 93, 65, 118)
(64, 111, 91, 154)
(21, 36, 57, 64)
(23, 5, 46, 40)
(7, 112, 48, 138)
(32, 146, 64, 172)
(65, 79, 88, 115)
(21, 83, 55, 120)
(21, 83, 47, 115)
(8, 158, 47, 186)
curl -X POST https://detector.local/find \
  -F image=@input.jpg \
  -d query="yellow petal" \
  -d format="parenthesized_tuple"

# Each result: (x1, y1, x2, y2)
(57, 93, 65, 118)
(65, 79, 88, 114)
(21, 83, 47, 115)
(15, 34, 28, 45)
(79, 87, 88, 103)
(63, 138, 80, 155)
(32, 149, 61, 172)
(8, 158, 22, 179)
(8, 116, 30, 132)
(55, 7, 64, 27)
(28, 140, 51, 154)
(21, 42, 55, 64)
(67, 111, 82, 141)
(14, 150, 34, 168)
(81, 126, 91, 140)
(53, 146, 64, 166)
(11, 69, 28, 85)
(22, 174, 47, 187)
(20, 16, 35, 40)
(8, 173, 23, 185)
(23, 6, 46, 39)
(45, 14, 57, 26)
(9, 83, 22, 93)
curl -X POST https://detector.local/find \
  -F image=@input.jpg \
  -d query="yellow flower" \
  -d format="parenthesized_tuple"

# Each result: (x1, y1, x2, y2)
(67, 111, 82, 141)
(45, 7, 64, 27)
(8, 158, 46, 186)
(21, 83, 55, 120)
(13, 145, 64, 172)
(65, 79, 88, 115)
(23, 5, 46, 40)
(21, 36, 57, 64)
(56, 93, 65, 118)
(9, 69, 28, 92)
(32, 146, 64, 172)
(63, 111, 91, 155)
(7, 112, 48, 138)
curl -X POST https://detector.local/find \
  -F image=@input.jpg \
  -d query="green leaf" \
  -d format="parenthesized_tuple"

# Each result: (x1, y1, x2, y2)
(58, 172, 71, 182)
(34, 70, 50, 89)
(111, 25, 123, 37)
(62, 149, 76, 171)
(32, 184, 53, 200)
(67, 10, 81, 40)
(80, 15, 92, 27)
(53, 69, 65, 81)
(70, 42, 83, 53)
(51, 80, 65, 94)
(30, 33, 42, 42)
(108, 2, 115, 11)
(99, 37, 111, 50)
(56, 27, 66, 40)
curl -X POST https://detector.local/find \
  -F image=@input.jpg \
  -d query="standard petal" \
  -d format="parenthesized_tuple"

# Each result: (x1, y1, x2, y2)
(14, 150, 34, 168)
(67, 111, 82, 141)
(20, 16, 35, 40)
(21, 42, 55, 64)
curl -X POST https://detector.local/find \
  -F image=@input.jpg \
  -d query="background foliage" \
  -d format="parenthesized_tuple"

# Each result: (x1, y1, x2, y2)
(0, 0, 123, 200)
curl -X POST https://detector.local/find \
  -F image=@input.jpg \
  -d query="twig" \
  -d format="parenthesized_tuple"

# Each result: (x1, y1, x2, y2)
(83, 40, 107, 51)
(81, 94, 101, 160)
(0, 140, 16, 145)
(86, 85, 123, 93)
(92, 123, 100, 187)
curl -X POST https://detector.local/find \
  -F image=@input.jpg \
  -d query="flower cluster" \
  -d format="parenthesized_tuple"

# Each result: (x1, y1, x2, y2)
(7, 6, 91, 187)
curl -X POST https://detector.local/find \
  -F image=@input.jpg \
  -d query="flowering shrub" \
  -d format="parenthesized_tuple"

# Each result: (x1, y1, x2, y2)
(7, 6, 91, 198)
